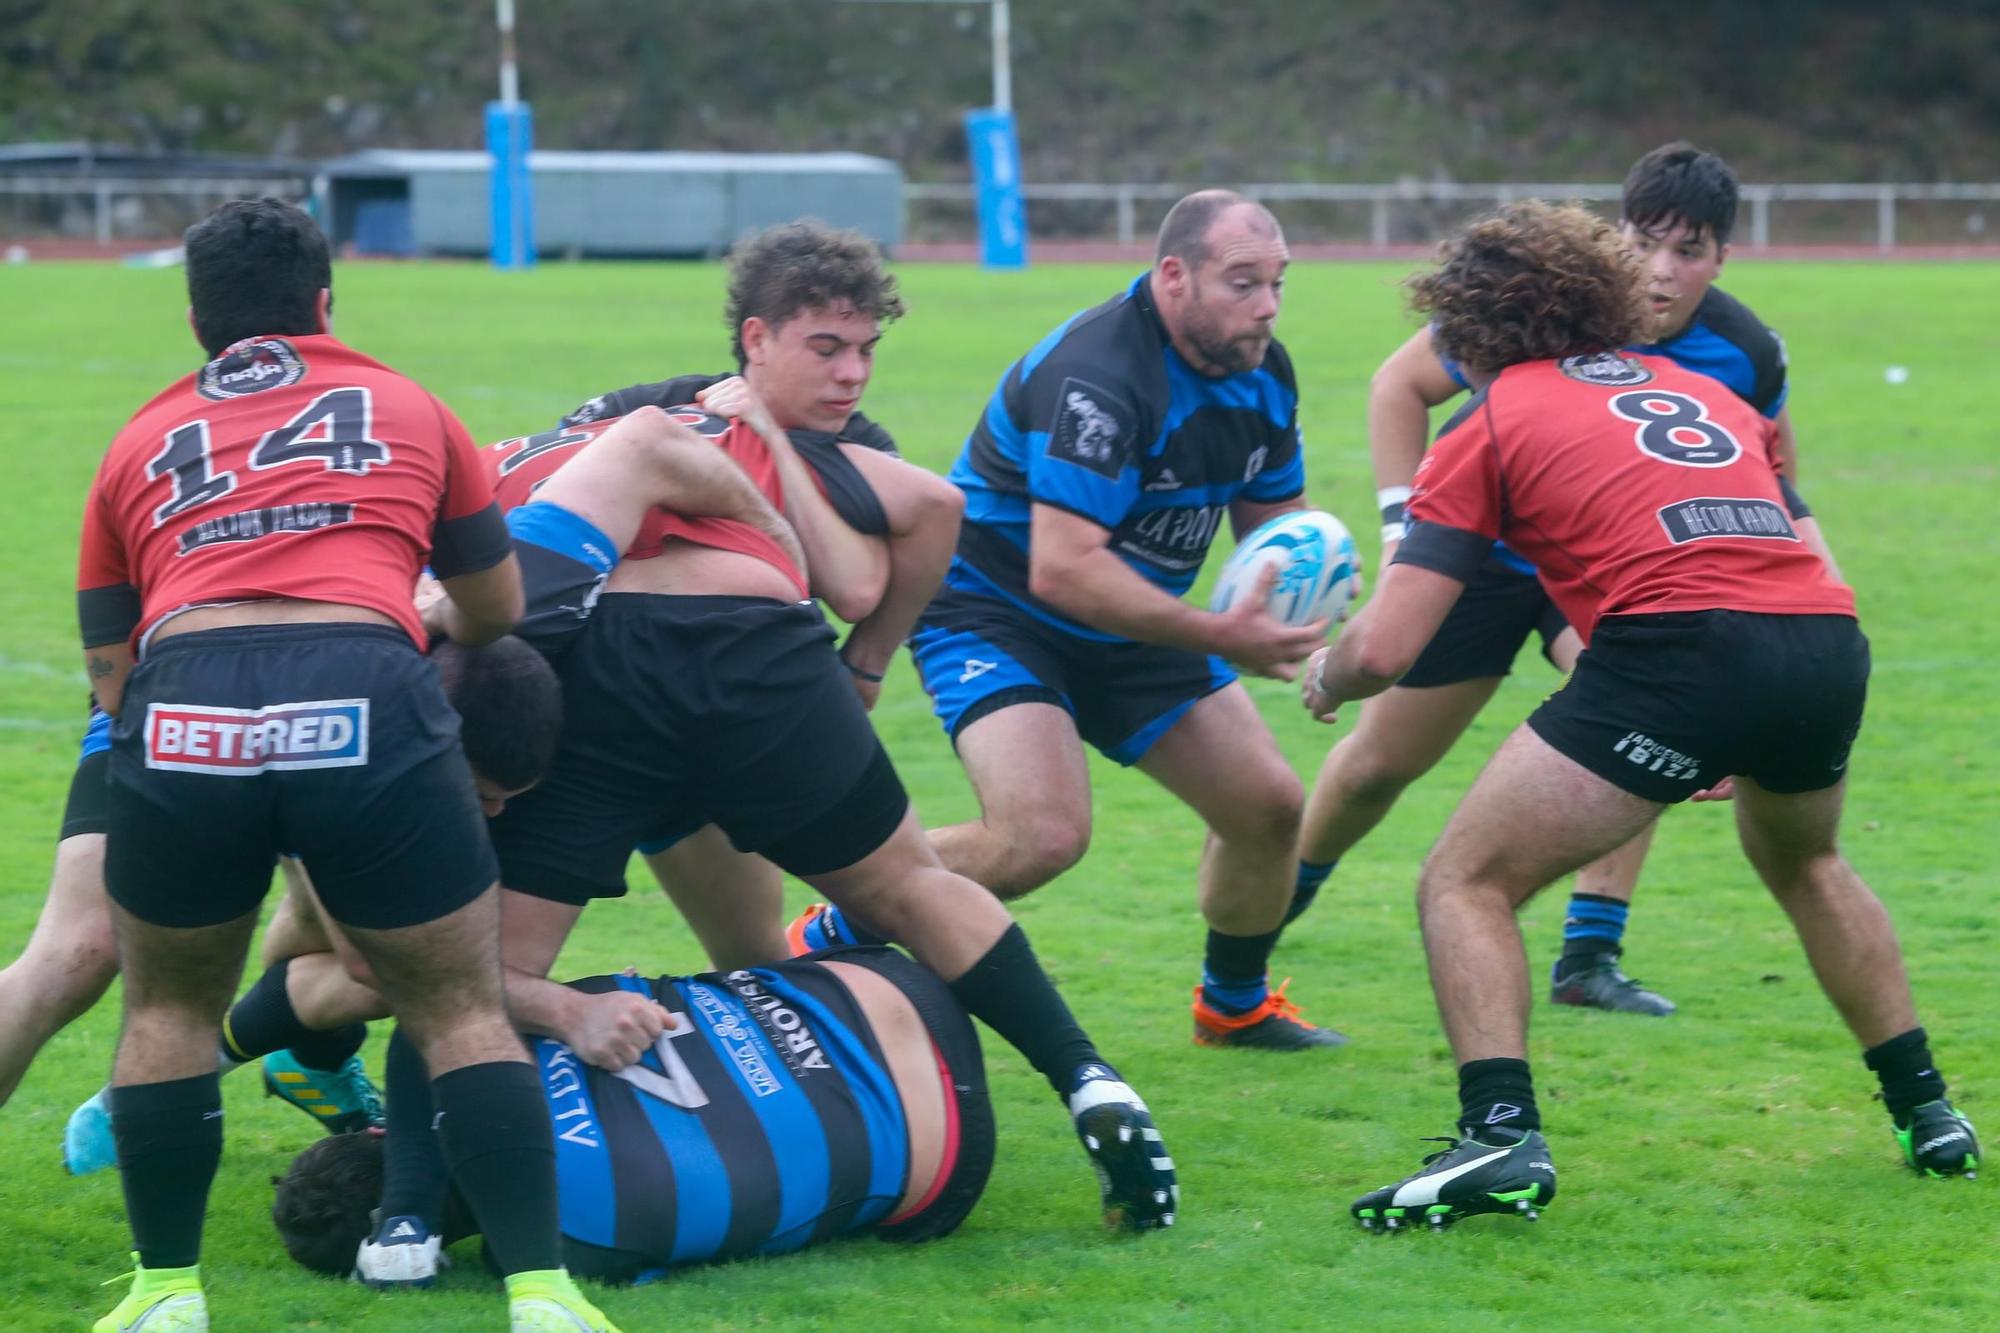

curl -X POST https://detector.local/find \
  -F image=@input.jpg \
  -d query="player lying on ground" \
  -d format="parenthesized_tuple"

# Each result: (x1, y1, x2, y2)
(794, 191, 1346, 1051)
(74, 197, 617, 1333)
(1301, 200, 1977, 1231)
(273, 946, 993, 1286)
(564, 220, 965, 969)
(1296, 142, 1794, 1017)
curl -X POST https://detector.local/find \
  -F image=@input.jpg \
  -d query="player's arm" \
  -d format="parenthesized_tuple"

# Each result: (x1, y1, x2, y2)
(426, 400, 524, 645)
(835, 447, 964, 706)
(1228, 494, 1308, 541)
(503, 964, 671, 1072)
(1029, 504, 1324, 678)
(1301, 561, 1465, 720)
(1369, 327, 1468, 560)
(1772, 407, 1799, 479)
(698, 377, 884, 618)
(77, 474, 139, 716)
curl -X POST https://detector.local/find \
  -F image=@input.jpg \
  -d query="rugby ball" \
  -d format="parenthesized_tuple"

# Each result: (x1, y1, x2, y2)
(1209, 510, 1360, 626)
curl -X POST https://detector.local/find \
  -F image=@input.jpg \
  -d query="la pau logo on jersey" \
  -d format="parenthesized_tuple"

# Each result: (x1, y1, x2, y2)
(1558, 352, 1652, 388)
(198, 337, 307, 400)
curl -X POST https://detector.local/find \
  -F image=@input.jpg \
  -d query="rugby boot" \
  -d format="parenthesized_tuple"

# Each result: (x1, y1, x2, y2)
(263, 1050, 385, 1135)
(784, 902, 883, 955)
(507, 1269, 621, 1332)
(1897, 1099, 1980, 1179)
(1192, 977, 1348, 1049)
(355, 1210, 446, 1289)
(1066, 1063, 1178, 1232)
(1352, 1128, 1557, 1231)
(64, 1085, 118, 1176)
(94, 1255, 207, 1332)
(1549, 952, 1677, 1016)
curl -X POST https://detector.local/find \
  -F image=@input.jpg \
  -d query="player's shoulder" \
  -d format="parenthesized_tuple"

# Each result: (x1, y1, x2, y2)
(836, 410, 899, 455)
(1690, 287, 1784, 361)
(564, 372, 726, 427)
(1023, 278, 1167, 421)
(1433, 380, 1495, 442)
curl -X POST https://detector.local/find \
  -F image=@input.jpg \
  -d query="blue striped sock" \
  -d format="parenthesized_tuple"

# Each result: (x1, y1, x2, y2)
(1561, 893, 1628, 954)
(803, 904, 886, 951)
(1286, 859, 1336, 926)
(1200, 969, 1269, 1015)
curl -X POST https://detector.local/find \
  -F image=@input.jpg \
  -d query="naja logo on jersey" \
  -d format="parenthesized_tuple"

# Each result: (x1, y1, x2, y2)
(1559, 352, 1653, 388)
(197, 337, 307, 400)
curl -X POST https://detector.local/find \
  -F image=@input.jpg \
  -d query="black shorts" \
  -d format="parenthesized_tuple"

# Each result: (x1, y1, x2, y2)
(59, 705, 115, 841)
(490, 594, 910, 905)
(105, 623, 497, 930)
(507, 500, 618, 664)
(1400, 563, 1572, 688)
(1528, 611, 1869, 804)
(910, 579, 1235, 765)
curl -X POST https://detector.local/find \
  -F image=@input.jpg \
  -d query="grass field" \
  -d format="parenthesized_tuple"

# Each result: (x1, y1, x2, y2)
(1, 256, 1995, 1330)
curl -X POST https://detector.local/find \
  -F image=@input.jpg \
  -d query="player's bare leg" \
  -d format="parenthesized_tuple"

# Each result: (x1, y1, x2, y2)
(804, 809, 1177, 1231)
(645, 827, 789, 968)
(1353, 726, 1659, 1232)
(1731, 774, 1976, 1176)
(1137, 684, 1334, 1049)
(928, 702, 1094, 897)
(1539, 627, 1677, 1014)
(0, 834, 115, 1105)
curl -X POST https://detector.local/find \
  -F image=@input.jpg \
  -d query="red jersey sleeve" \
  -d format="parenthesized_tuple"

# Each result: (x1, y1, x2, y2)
(77, 465, 141, 649)
(1394, 392, 1506, 583)
(426, 395, 511, 579)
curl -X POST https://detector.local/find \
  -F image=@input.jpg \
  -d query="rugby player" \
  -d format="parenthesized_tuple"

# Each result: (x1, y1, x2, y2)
(75, 199, 614, 1331)
(793, 191, 1341, 1050)
(1294, 143, 1792, 1016)
(1299, 202, 1977, 1228)
(272, 946, 992, 1286)
(561, 220, 965, 968)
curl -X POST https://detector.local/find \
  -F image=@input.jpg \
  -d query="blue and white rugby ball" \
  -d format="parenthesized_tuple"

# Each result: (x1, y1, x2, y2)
(1209, 510, 1360, 626)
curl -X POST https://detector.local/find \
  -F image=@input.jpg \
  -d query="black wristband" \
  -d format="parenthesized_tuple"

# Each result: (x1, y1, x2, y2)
(840, 653, 885, 683)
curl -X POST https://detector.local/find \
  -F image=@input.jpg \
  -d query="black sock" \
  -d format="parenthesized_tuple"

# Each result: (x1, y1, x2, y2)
(379, 1029, 452, 1234)
(1201, 925, 1282, 1014)
(1864, 1027, 1948, 1126)
(110, 1073, 223, 1270)
(1456, 1057, 1541, 1137)
(1285, 859, 1336, 927)
(946, 924, 1101, 1095)
(219, 959, 367, 1070)
(432, 1060, 561, 1275)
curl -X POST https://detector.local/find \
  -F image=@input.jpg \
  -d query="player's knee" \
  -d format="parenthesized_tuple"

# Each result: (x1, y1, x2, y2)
(1007, 809, 1090, 884)
(1209, 762, 1304, 849)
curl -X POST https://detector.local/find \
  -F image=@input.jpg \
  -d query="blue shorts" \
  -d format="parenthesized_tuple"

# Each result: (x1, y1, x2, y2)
(910, 580, 1235, 766)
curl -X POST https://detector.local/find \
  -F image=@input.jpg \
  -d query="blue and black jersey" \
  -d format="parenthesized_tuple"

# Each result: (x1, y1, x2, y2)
(531, 947, 991, 1280)
(947, 273, 1306, 642)
(1439, 286, 1788, 420)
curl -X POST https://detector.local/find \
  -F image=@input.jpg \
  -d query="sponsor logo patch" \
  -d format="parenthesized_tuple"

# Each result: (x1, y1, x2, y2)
(687, 980, 782, 1098)
(143, 699, 368, 774)
(197, 337, 307, 400)
(1655, 496, 1799, 546)
(177, 502, 354, 553)
(1611, 731, 1700, 782)
(1048, 377, 1130, 479)
(1559, 351, 1653, 387)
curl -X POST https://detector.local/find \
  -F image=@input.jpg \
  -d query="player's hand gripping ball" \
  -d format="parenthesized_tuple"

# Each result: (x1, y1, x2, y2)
(1210, 510, 1361, 627)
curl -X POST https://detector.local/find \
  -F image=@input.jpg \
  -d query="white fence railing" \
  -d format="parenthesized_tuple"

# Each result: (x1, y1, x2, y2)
(5, 175, 1998, 252)
(906, 181, 2000, 250)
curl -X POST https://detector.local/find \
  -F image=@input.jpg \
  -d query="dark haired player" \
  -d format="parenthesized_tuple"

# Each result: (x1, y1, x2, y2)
(1294, 142, 1794, 1016)
(794, 190, 1340, 1051)
(273, 947, 993, 1286)
(1302, 201, 1976, 1227)
(75, 197, 614, 1332)
(563, 219, 964, 969)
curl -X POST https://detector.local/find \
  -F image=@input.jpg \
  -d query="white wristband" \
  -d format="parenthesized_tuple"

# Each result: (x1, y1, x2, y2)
(1380, 523, 1405, 546)
(1375, 485, 1413, 510)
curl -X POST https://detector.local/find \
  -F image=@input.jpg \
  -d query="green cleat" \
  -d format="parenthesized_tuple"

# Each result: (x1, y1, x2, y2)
(95, 1255, 206, 1332)
(1896, 1099, 1980, 1179)
(507, 1268, 620, 1332)
(262, 1050, 384, 1135)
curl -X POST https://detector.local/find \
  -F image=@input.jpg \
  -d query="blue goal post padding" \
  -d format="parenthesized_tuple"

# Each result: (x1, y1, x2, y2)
(966, 107, 1028, 270)
(487, 100, 536, 269)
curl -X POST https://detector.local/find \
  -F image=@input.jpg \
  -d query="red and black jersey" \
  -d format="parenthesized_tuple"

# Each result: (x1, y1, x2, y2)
(78, 334, 509, 651)
(1397, 351, 1853, 642)
(484, 407, 808, 598)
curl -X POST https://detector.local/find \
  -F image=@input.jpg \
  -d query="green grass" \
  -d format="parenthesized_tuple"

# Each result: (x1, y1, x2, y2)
(1, 256, 1996, 1329)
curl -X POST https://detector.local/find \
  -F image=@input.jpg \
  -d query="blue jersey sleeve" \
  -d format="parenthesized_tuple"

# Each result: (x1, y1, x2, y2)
(1024, 373, 1146, 529)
